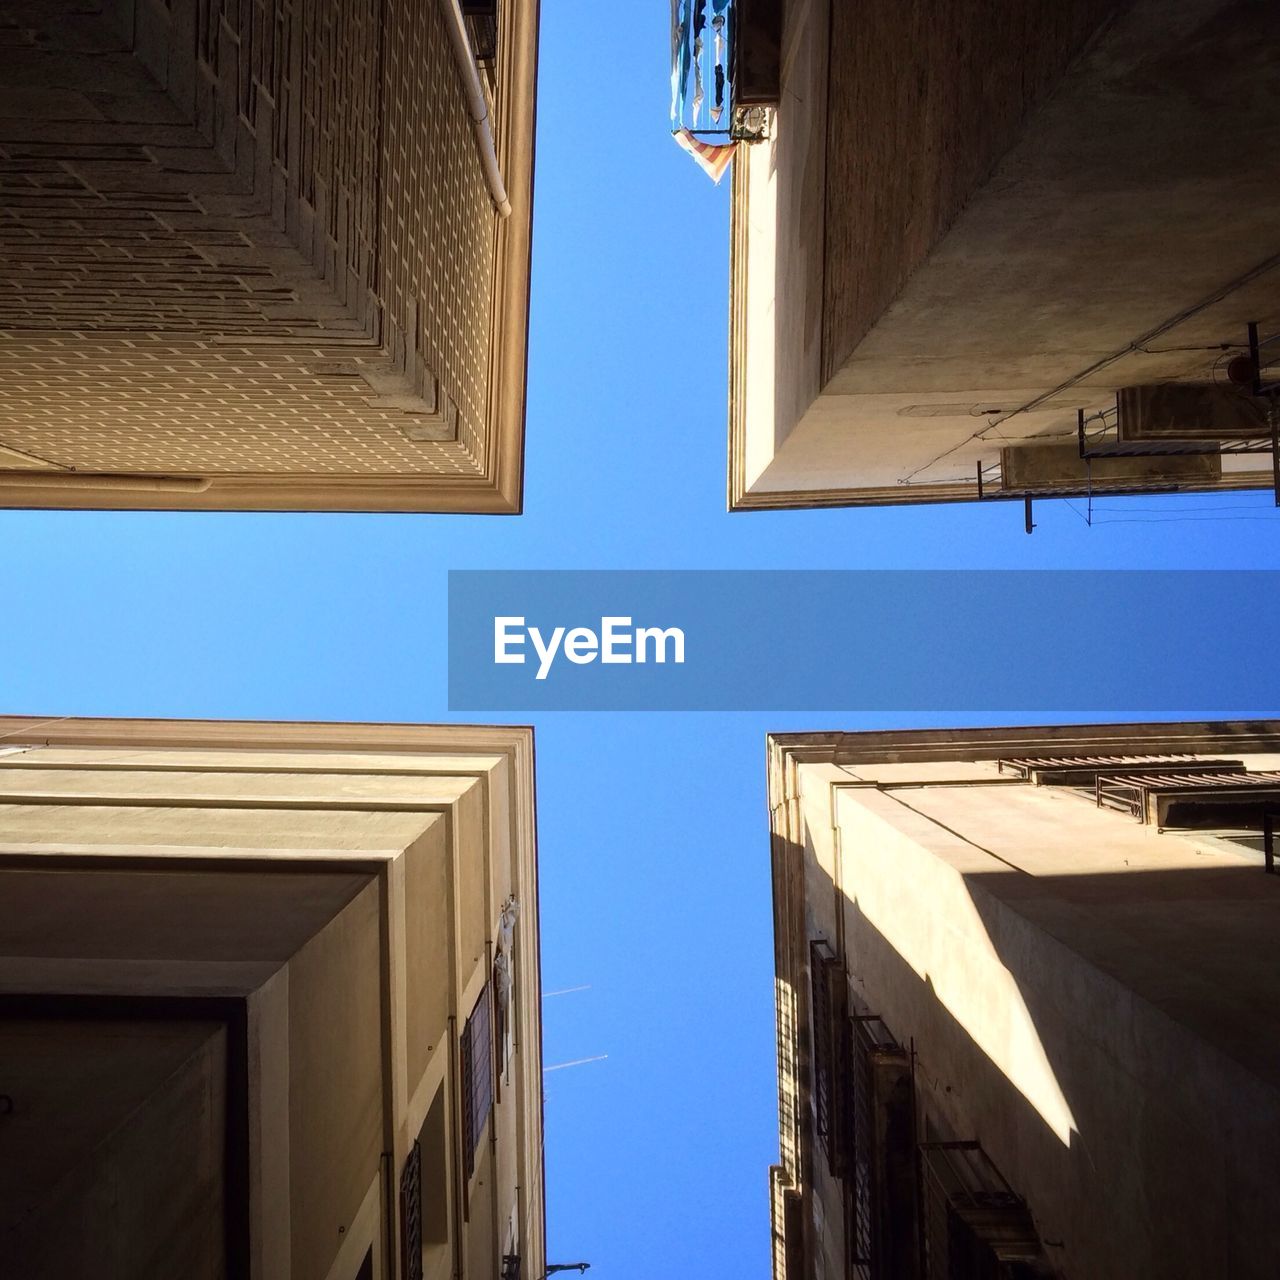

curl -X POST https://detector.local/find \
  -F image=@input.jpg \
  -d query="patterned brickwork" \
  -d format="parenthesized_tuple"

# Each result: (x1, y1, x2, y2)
(0, 164, 339, 336)
(0, 335, 476, 474)
(381, 0, 497, 464)
(0, 0, 500, 482)
(298, 0, 382, 302)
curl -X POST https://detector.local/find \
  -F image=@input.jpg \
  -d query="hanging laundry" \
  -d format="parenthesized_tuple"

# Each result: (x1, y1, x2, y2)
(673, 127, 736, 183)
(714, 0, 733, 119)
(711, 13, 726, 123)
(692, 35, 705, 125)
(691, 0, 707, 125)
(673, 0, 694, 124)
(670, 0, 683, 122)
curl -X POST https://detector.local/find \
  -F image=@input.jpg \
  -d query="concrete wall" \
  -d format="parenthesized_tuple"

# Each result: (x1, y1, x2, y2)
(287, 880, 385, 1280)
(732, 0, 830, 490)
(404, 817, 453, 1093)
(2, 1018, 229, 1280)
(735, 0, 1280, 507)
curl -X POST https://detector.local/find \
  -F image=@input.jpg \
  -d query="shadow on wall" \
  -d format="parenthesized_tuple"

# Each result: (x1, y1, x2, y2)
(822, 857, 1280, 1280)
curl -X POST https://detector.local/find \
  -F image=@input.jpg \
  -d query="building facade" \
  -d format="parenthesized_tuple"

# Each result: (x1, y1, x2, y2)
(729, 0, 1280, 513)
(0, 715, 543, 1280)
(769, 721, 1280, 1279)
(0, 0, 537, 513)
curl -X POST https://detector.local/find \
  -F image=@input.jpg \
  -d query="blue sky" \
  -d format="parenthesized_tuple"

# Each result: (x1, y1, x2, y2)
(4, 4, 1280, 1277)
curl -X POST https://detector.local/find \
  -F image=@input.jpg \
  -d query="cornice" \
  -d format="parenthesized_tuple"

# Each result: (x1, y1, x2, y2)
(0, 715, 534, 758)
(482, 0, 540, 516)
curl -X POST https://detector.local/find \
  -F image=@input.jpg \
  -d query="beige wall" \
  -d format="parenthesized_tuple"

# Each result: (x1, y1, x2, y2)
(730, 0, 829, 495)
(0, 719, 544, 1280)
(778, 733, 1280, 1279)
(286, 880, 385, 1280)
(404, 818, 454, 1092)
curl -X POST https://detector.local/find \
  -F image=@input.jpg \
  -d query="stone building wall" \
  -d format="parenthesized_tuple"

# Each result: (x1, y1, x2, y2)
(0, 0, 497, 479)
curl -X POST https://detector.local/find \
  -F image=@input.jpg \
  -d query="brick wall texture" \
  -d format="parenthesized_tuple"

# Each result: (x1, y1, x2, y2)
(0, 0, 498, 477)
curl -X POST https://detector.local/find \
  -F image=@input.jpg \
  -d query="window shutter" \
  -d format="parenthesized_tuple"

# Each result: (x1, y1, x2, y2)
(460, 984, 494, 1179)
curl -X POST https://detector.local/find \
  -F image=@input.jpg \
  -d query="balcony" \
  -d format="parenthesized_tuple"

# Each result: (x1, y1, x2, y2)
(669, 0, 773, 143)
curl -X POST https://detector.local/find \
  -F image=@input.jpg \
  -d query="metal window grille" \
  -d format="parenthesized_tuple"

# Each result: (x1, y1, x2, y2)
(1078, 398, 1273, 461)
(849, 1019, 882, 1278)
(399, 1140, 423, 1280)
(460, 985, 494, 1180)
(809, 940, 852, 1175)
(849, 1017, 919, 1280)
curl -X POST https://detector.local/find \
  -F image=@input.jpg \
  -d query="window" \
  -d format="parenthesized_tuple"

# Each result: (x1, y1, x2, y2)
(848, 1017, 918, 1280)
(461, 0, 499, 65)
(418, 1084, 450, 1247)
(460, 985, 493, 1179)
(809, 940, 852, 1174)
(399, 1143, 423, 1280)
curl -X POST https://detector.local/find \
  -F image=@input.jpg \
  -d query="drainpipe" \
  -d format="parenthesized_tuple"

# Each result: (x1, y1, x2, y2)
(439, 0, 512, 219)
(0, 472, 212, 493)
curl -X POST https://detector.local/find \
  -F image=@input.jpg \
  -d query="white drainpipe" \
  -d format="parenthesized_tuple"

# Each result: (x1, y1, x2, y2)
(439, 0, 512, 219)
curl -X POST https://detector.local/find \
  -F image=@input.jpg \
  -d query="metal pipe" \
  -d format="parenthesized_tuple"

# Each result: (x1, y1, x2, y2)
(439, 0, 512, 218)
(0, 472, 213, 493)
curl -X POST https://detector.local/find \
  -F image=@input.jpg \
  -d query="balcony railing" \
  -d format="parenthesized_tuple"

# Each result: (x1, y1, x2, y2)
(920, 1141, 1049, 1279)
(996, 755, 1244, 787)
(1077, 404, 1273, 461)
(1094, 767, 1280, 828)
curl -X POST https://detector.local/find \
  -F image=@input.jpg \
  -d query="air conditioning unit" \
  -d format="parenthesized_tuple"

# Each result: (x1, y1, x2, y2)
(1117, 383, 1269, 441)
